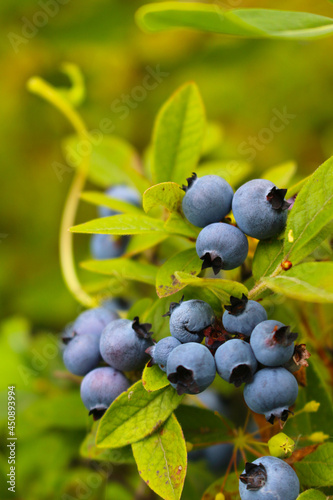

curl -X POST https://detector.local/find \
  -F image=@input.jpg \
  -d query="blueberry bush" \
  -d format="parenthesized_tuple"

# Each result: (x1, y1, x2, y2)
(20, 3, 333, 500)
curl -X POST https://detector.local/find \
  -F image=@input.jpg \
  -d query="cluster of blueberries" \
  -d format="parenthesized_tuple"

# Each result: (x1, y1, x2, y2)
(62, 175, 303, 500)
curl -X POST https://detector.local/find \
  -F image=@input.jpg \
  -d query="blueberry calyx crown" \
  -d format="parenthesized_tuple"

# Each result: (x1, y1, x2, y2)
(266, 187, 291, 211)
(224, 294, 248, 316)
(200, 252, 224, 275)
(229, 364, 253, 388)
(167, 365, 199, 395)
(240, 462, 267, 491)
(132, 317, 154, 339)
(267, 409, 292, 425)
(162, 296, 184, 317)
(293, 343, 311, 368)
(181, 172, 197, 192)
(272, 325, 298, 346)
(88, 407, 107, 421)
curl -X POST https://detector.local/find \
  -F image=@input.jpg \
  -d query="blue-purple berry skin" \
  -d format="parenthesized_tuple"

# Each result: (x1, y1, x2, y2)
(223, 301, 267, 337)
(90, 233, 128, 260)
(68, 307, 118, 341)
(63, 333, 101, 376)
(149, 337, 181, 372)
(100, 319, 153, 371)
(232, 179, 288, 240)
(239, 456, 300, 500)
(196, 223, 248, 271)
(167, 343, 216, 395)
(169, 300, 215, 343)
(98, 185, 141, 218)
(250, 320, 295, 367)
(243, 367, 298, 422)
(215, 339, 258, 386)
(80, 366, 130, 415)
(182, 175, 234, 228)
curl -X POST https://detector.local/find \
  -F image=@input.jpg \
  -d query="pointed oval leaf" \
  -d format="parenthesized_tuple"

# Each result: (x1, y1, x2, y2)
(263, 262, 333, 303)
(71, 214, 167, 235)
(132, 414, 187, 500)
(156, 248, 202, 298)
(136, 3, 333, 40)
(151, 82, 206, 184)
(297, 490, 327, 499)
(81, 191, 143, 215)
(143, 182, 184, 214)
(142, 364, 169, 392)
(284, 157, 333, 265)
(80, 423, 134, 464)
(295, 443, 333, 488)
(124, 233, 168, 258)
(96, 381, 183, 448)
(252, 239, 284, 282)
(80, 258, 158, 285)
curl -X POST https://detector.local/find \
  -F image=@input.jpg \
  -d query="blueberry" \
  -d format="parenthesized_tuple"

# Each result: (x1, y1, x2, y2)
(90, 233, 128, 260)
(243, 367, 298, 424)
(239, 456, 299, 500)
(215, 339, 258, 387)
(98, 185, 141, 218)
(167, 342, 216, 395)
(181, 173, 234, 228)
(80, 366, 130, 420)
(62, 307, 118, 343)
(63, 333, 101, 376)
(232, 179, 290, 240)
(223, 294, 267, 337)
(146, 337, 181, 372)
(164, 297, 215, 343)
(196, 223, 248, 274)
(100, 317, 154, 371)
(250, 320, 298, 367)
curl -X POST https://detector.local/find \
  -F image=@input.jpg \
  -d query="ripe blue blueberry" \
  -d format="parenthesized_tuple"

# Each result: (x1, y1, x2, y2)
(80, 366, 130, 420)
(215, 339, 258, 387)
(63, 333, 101, 376)
(243, 367, 298, 424)
(223, 294, 267, 337)
(164, 297, 215, 343)
(62, 307, 118, 343)
(181, 173, 234, 228)
(239, 456, 300, 500)
(146, 336, 181, 372)
(98, 185, 141, 218)
(232, 179, 290, 240)
(90, 233, 128, 260)
(250, 320, 298, 367)
(100, 317, 154, 371)
(196, 222, 248, 274)
(167, 342, 216, 395)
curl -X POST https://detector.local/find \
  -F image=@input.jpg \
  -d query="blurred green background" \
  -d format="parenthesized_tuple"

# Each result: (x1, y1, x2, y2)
(1, 1, 333, 498)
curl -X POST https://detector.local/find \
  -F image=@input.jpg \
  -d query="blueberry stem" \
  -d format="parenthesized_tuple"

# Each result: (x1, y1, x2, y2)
(248, 261, 283, 300)
(27, 74, 97, 308)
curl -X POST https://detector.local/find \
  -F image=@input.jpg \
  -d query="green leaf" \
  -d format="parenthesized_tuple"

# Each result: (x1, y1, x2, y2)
(175, 405, 231, 447)
(262, 262, 333, 303)
(286, 176, 311, 199)
(297, 490, 327, 499)
(261, 160, 297, 187)
(295, 443, 333, 488)
(174, 272, 248, 303)
(142, 364, 169, 392)
(143, 182, 184, 214)
(63, 134, 149, 193)
(164, 213, 199, 239)
(202, 121, 224, 155)
(132, 414, 187, 500)
(284, 157, 333, 265)
(80, 423, 134, 464)
(136, 3, 333, 40)
(195, 160, 252, 188)
(81, 191, 142, 215)
(252, 239, 284, 281)
(96, 381, 183, 448)
(80, 258, 158, 285)
(124, 233, 168, 257)
(156, 248, 202, 298)
(151, 82, 206, 184)
(71, 214, 167, 235)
